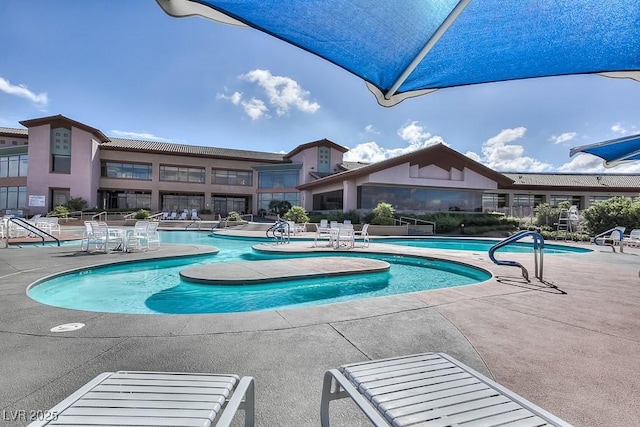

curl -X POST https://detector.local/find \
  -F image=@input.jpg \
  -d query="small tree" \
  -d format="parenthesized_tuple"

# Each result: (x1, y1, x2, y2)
(283, 206, 310, 223)
(371, 202, 395, 225)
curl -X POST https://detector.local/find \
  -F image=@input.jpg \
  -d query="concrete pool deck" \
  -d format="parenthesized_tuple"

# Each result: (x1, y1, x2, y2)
(0, 229, 639, 426)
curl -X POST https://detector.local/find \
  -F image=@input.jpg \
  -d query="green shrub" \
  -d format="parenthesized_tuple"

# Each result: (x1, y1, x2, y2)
(199, 208, 212, 215)
(133, 209, 150, 219)
(49, 205, 69, 218)
(227, 211, 244, 221)
(582, 196, 640, 235)
(371, 202, 395, 225)
(282, 206, 310, 223)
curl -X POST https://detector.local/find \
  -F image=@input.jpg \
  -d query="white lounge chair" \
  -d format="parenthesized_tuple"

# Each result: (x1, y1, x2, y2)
(593, 226, 626, 252)
(321, 352, 572, 427)
(28, 371, 255, 427)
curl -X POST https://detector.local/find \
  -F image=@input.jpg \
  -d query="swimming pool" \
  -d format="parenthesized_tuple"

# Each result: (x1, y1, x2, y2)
(380, 237, 591, 254)
(27, 233, 491, 314)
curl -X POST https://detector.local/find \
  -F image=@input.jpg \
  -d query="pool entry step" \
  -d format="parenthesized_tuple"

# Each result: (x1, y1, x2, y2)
(179, 256, 390, 285)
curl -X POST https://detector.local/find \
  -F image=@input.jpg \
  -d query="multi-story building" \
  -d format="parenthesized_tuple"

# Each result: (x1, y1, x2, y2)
(1, 114, 639, 218)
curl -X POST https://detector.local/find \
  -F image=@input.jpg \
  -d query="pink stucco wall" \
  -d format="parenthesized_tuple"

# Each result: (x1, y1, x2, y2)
(26, 124, 100, 213)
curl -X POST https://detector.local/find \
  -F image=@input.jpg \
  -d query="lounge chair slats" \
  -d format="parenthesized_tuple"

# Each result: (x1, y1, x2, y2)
(29, 371, 254, 427)
(321, 352, 572, 427)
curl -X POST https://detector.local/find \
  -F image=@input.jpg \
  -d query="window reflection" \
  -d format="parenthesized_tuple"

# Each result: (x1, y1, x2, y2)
(358, 186, 482, 212)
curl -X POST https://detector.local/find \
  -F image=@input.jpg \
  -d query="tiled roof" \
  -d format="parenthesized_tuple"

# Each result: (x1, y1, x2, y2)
(339, 161, 370, 171)
(0, 127, 28, 136)
(102, 138, 286, 162)
(503, 173, 640, 188)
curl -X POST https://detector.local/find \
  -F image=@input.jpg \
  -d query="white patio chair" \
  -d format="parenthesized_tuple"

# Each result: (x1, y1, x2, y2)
(28, 371, 255, 427)
(88, 222, 124, 253)
(354, 223, 370, 247)
(125, 221, 151, 252)
(314, 219, 332, 247)
(147, 221, 161, 250)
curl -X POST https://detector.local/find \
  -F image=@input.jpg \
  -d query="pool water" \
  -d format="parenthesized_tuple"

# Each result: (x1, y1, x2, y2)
(381, 237, 591, 254)
(28, 233, 491, 314)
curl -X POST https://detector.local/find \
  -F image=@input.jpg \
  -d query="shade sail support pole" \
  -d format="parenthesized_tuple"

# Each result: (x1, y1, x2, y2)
(385, 0, 472, 101)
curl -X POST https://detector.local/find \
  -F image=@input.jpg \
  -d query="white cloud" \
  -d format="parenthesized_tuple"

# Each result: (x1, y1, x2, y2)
(364, 124, 378, 134)
(345, 121, 445, 163)
(0, 76, 48, 108)
(550, 132, 577, 144)
(465, 127, 553, 172)
(611, 122, 627, 134)
(109, 130, 171, 141)
(344, 141, 388, 163)
(557, 153, 606, 173)
(397, 121, 446, 148)
(242, 69, 320, 116)
(217, 91, 269, 120)
(558, 153, 640, 173)
(242, 97, 269, 120)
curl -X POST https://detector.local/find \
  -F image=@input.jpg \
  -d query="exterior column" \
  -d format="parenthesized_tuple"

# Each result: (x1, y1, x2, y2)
(342, 180, 357, 212)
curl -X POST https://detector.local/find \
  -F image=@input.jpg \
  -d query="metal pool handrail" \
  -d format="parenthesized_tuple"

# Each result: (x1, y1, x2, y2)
(488, 230, 544, 281)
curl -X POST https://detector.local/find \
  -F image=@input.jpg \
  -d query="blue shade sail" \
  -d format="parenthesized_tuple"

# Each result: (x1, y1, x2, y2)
(570, 134, 640, 168)
(156, 0, 640, 106)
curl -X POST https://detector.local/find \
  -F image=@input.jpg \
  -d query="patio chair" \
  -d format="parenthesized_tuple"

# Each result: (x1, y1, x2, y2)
(80, 221, 97, 251)
(146, 221, 161, 250)
(87, 222, 124, 253)
(27, 371, 255, 427)
(625, 229, 640, 247)
(593, 226, 626, 252)
(321, 352, 572, 427)
(125, 221, 151, 252)
(354, 223, 370, 247)
(314, 219, 332, 247)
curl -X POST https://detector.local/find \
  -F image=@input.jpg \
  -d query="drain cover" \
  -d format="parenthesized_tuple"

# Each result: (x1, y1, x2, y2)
(50, 323, 85, 333)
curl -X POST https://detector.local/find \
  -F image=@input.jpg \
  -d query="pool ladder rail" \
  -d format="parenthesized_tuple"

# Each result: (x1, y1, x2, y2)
(266, 220, 291, 244)
(488, 230, 544, 282)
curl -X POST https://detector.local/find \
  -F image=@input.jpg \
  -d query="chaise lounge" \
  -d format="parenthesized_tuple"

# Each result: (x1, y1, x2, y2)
(28, 371, 255, 427)
(321, 352, 572, 427)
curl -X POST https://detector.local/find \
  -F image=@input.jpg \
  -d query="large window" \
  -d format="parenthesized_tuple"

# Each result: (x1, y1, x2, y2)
(212, 169, 253, 186)
(313, 190, 343, 210)
(159, 165, 205, 183)
(549, 195, 581, 208)
(161, 193, 205, 212)
(51, 189, 70, 208)
(358, 186, 483, 212)
(50, 127, 71, 174)
(0, 154, 28, 177)
(258, 170, 299, 189)
(212, 196, 250, 216)
(513, 194, 543, 208)
(102, 162, 152, 180)
(0, 186, 26, 209)
(100, 190, 152, 210)
(257, 192, 300, 213)
(482, 193, 506, 211)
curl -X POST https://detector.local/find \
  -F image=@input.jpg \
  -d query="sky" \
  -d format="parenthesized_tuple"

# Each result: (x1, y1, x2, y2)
(1, 1, 640, 173)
